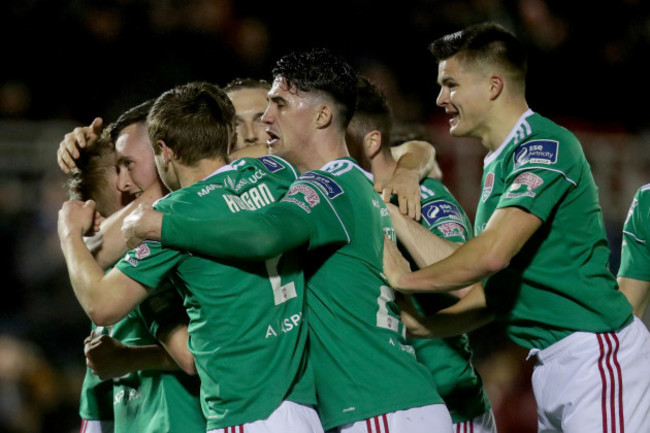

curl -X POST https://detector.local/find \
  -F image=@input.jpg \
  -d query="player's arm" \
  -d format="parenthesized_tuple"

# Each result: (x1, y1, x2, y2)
(158, 323, 196, 375)
(388, 202, 460, 268)
(617, 276, 650, 318)
(85, 323, 195, 379)
(400, 283, 494, 338)
(384, 206, 542, 293)
(58, 200, 150, 325)
(92, 180, 167, 270)
(85, 335, 181, 380)
(122, 202, 312, 261)
(376, 140, 438, 221)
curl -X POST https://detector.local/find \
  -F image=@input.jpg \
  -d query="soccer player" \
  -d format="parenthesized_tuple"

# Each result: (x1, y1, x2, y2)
(617, 184, 650, 318)
(65, 125, 203, 433)
(347, 75, 495, 432)
(122, 48, 453, 433)
(224, 77, 271, 152)
(58, 81, 322, 433)
(382, 22, 650, 432)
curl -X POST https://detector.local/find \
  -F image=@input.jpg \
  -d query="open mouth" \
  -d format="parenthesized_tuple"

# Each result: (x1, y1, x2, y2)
(266, 129, 279, 146)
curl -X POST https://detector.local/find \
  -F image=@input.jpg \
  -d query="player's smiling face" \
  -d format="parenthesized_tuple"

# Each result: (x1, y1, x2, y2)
(262, 77, 315, 164)
(436, 56, 490, 140)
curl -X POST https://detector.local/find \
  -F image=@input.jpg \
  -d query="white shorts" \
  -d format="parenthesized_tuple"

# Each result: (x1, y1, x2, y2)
(332, 404, 453, 433)
(529, 317, 650, 433)
(207, 401, 323, 433)
(453, 409, 496, 433)
(80, 419, 114, 433)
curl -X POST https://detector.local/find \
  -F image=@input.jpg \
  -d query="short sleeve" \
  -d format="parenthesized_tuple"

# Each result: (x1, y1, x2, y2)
(277, 172, 350, 250)
(618, 189, 650, 281)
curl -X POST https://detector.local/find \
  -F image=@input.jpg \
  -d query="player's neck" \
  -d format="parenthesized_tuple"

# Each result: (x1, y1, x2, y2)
(370, 152, 396, 182)
(177, 157, 228, 188)
(294, 134, 350, 173)
(482, 100, 530, 152)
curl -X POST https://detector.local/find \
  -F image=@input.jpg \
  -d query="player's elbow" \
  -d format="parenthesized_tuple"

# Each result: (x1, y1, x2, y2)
(176, 354, 198, 376)
(87, 308, 124, 327)
(481, 253, 510, 275)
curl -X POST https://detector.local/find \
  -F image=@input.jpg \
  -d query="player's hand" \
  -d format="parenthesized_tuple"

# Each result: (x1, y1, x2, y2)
(57, 117, 104, 174)
(397, 295, 432, 339)
(122, 204, 164, 249)
(85, 334, 129, 381)
(375, 167, 422, 221)
(383, 235, 412, 292)
(58, 200, 98, 240)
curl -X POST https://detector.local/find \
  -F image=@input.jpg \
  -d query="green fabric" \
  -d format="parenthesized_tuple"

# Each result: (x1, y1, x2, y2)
(116, 157, 314, 430)
(111, 282, 204, 433)
(475, 110, 632, 349)
(402, 178, 491, 423)
(278, 159, 443, 430)
(79, 324, 113, 421)
(618, 184, 650, 281)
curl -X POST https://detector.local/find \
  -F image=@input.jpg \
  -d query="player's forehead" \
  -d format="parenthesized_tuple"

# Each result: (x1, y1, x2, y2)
(228, 87, 268, 113)
(115, 123, 151, 156)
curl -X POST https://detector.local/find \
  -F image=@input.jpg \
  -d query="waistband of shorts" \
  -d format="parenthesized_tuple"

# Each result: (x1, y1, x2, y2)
(526, 319, 636, 364)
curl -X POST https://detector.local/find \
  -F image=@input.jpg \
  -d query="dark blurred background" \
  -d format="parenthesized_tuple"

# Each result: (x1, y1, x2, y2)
(1, 1, 649, 431)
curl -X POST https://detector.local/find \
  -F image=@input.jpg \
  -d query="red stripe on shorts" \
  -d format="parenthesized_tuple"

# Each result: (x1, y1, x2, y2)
(597, 333, 609, 433)
(610, 333, 625, 433)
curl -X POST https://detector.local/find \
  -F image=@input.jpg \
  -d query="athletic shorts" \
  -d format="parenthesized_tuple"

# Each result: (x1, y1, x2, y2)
(207, 401, 324, 433)
(80, 419, 114, 433)
(453, 409, 496, 433)
(331, 404, 453, 433)
(528, 317, 650, 433)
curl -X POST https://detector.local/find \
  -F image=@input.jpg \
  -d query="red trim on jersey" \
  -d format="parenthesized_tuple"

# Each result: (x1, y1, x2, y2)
(381, 414, 389, 432)
(80, 419, 87, 433)
(374, 416, 381, 432)
(366, 418, 372, 432)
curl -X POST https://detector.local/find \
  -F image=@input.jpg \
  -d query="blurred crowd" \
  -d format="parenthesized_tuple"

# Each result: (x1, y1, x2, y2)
(1, 0, 649, 432)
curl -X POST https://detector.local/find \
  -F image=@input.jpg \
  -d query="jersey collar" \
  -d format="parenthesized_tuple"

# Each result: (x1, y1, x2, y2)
(484, 108, 535, 167)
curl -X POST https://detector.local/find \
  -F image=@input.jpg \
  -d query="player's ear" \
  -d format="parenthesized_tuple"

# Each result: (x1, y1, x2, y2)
(158, 140, 174, 166)
(489, 74, 504, 100)
(364, 130, 382, 158)
(315, 104, 333, 129)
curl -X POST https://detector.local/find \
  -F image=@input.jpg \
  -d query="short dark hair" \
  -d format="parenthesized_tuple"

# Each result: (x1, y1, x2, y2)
(66, 125, 119, 217)
(223, 77, 271, 93)
(110, 99, 155, 143)
(429, 22, 527, 86)
(272, 47, 358, 128)
(348, 76, 393, 155)
(147, 81, 235, 166)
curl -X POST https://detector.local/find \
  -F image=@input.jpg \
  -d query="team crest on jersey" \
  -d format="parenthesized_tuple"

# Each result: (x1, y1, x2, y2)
(505, 172, 544, 199)
(514, 140, 558, 168)
(286, 184, 320, 207)
(135, 243, 151, 260)
(438, 222, 467, 240)
(258, 156, 284, 173)
(422, 200, 463, 226)
(299, 172, 343, 199)
(481, 172, 495, 202)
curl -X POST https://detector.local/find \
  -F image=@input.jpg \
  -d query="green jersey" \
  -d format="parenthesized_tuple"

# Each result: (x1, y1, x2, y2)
(79, 324, 113, 422)
(110, 282, 204, 433)
(116, 157, 314, 430)
(406, 178, 491, 423)
(618, 184, 650, 281)
(476, 110, 632, 349)
(277, 159, 443, 430)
